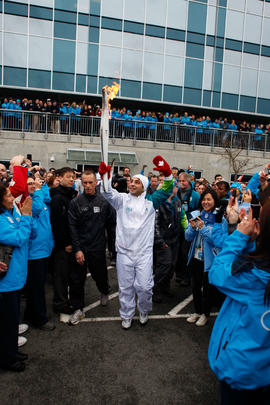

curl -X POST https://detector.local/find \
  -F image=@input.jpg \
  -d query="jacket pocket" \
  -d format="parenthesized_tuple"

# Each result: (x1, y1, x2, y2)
(216, 327, 227, 360)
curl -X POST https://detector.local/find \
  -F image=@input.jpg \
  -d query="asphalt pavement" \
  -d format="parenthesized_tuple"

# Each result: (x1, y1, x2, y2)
(1, 264, 220, 405)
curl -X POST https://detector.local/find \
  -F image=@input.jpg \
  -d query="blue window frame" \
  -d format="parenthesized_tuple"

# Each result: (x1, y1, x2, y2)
(187, 32, 205, 45)
(206, 35, 215, 47)
(142, 82, 162, 101)
(212, 91, 221, 108)
(89, 27, 99, 43)
(257, 98, 270, 115)
(124, 20, 144, 35)
(87, 75, 97, 93)
(29, 69, 51, 89)
(222, 93, 239, 110)
(4, 1, 28, 17)
(186, 43, 204, 59)
(121, 79, 141, 99)
(215, 47, 224, 62)
(261, 46, 270, 57)
(78, 13, 89, 26)
(225, 39, 242, 52)
(101, 17, 122, 31)
(240, 95, 256, 113)
(53, 72, 74, 91)
(187, 1, 207, 35)
(243, 42, 260, 55)
(203, 90, 211, 107)
(53, 39, 76, 74)
(76, 74, 86, 93)
(54, 22, 76, 40)
(183, 87, 202, 106)
(145, 24, 165, 38)
(30, 5, 52, 21)
(213, 63, 222, 91)
(163, 85, 182, 103)
(216, 37, 224, 48)
(217, 7, 226, 37)
(184, 58, 203, 89)
(4, 66, 27, 86)
(54, 10, 76, 24)
(88, 44, 99, 75)
(166, 28, 185, 42)
(55, 0, 77, 12)
(90, 0, 100, 16)
(90, 15, 100, 27)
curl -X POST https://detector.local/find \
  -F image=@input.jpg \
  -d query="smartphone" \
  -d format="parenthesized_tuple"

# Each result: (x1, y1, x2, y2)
(26, 154, 32, 162)
(232, 189, 237, 203)
(251, 204, 260, 220)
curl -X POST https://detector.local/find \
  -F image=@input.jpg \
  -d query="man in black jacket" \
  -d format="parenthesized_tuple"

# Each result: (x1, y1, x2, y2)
(50, 167, 77, 315)
(68, 170, 115, 325)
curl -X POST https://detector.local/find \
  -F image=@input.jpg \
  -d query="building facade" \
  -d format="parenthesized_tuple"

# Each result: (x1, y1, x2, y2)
(1, 0, 270, 116)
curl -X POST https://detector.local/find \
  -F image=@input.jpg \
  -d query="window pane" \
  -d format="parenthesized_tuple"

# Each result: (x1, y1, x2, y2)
(203, 90, 211, 106)
(143, 82, 162, 101)
(165, 39, 185, 56)
(205, 46, 214, 61)
(257, 98, 270, 115)
(30, 0, 53, 6)
(121, 79, 141, 99)
(262, 18, 270, 46)
(122, 49, 142, 81)
(146, 0, 166, 26)
(55, 0, 77, 12)
(184, 58, 204, 89)
(89, 27, 100, 43)
(183, 88, 202, 106)
(244, 14, 262, 43)
(243, 42, 260, 55)
(4, 66, 26, 86)
(167, 0, 187, 30)
(164, 56, 184, 86)
(88, 44, 99, 75)
(77, 25, 89, 42)
(98, 77, 117, 93)
(4, 1, 27, 16)
(260, 56, 270, 71)
(29, 18, 52, 37)
(258, 71, 270, 99)
(222, 64, 240, 94)
(143, 52, 163, 83)
(145, 24, 165, 38)
(4, 32, 27, 67)
(76, 74, 86, 92)
(53, 39, 75, 73)
(224, 49, 241, 64)
(102, 0, 123, 19)
(166, 28, 185, 42)
(225, 39, 242, 52)
(123, 33, 143, 50)
(30, 5, 52, 20)
(101, 17, 122, 31)
(54, 10, 77, 24)
(124, 0, 145, 23)
(87, 75, 97, 93)
(213, 62, 222, 91)
(76, 42, 88, 74)
(239, 95, 256, 113)
(186, 43, 204, 59)
(77, 0, 90, 14)
(187, 32, 205, 45)
(53, 72, 74, 91)
(29, 69, 51, 89)
(54, 22, 76, 40)
(90, 15, 100, 27)
(4, 14, 28, 34)
(144, 36, 164, 53)
(187, 2, 207, 34)
(90, 0, 100, 16)
(163, 85, 182, 103)
(29, 36, 52, 70)
(227, 0, 245, 11)
(78, 13, 89, 26)
(242, 53, 259, 69)
(241, 68, 257, 97)
(221, 93, 239, 110)
(246, 0, 263, 15)
(203, 61, 213, 90)
(206, 5, 217, 35)
(226, 10, 244, 40)
(100, 29, 122, 47)
(124, 21, 144, 35)
(99, 45, 121, 78)
(212, 91, 220, 108)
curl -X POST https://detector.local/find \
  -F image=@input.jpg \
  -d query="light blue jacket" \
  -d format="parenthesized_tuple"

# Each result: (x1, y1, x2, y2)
(246, 172, 260, 197)
(0, 210, 32, 292)
(208, 230, 270, 390)
(28, 190, 54, 260)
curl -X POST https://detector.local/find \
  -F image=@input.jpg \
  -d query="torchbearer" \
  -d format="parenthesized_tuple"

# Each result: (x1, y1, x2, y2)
(99, 155, 173, 329)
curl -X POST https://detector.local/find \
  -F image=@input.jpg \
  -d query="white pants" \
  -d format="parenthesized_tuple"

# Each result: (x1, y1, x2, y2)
(116, 252, 154, 320)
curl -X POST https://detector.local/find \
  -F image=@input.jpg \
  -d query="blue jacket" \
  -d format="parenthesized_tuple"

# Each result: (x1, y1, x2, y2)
(0, 210, 32, 292)
(208, 230, 270, 390)
(246, 172, 260, 197)
(185, 210, 222, 272)
(177, 187, 200, 219)
(28, 190, 54, 260)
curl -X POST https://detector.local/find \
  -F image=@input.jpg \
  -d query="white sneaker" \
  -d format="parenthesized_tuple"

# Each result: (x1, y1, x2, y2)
(121, 319, 132, 329)
(186, 313, 201, 324)
(139, 312, 149, 325)
(18, 336, 27, 347)
(196, 314, 208, 327)
(19, 323, 29, 335)
(69, 309, 85, 325)
(59, 313, 70, 323)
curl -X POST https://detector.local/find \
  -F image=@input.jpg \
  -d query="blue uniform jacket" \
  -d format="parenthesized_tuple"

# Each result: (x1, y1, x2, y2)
(246, 172, 260, 197)
(0, 210, 32, 292)
(28, 190, 54, 260)
(208, 230, 270, 390)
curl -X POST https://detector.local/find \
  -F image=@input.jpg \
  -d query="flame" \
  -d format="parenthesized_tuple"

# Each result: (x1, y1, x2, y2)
(103, 81, 120, 101)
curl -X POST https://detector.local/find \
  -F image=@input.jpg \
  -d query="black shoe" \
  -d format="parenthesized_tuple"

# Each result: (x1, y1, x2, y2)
(178, 280, 190, 287)
(17, 352, 28, 361)
(152, 293, 163, 303)
(1, 360, 25, 372)
(38, 321, 55, 331)
(162, 288, 174, 297)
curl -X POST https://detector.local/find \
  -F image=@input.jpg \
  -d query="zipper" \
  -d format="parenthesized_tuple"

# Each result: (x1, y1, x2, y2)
(216, 328, 227, 360)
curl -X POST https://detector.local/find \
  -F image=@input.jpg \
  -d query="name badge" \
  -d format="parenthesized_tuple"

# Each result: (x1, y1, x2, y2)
(93, 206, 100, 213)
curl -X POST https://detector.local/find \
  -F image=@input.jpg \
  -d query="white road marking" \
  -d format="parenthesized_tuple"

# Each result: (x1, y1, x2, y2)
(107, 266, 114, 270)
(168, 294, 193, 316)
(81, 313, 218, 323)
(83, 291, 119, 313)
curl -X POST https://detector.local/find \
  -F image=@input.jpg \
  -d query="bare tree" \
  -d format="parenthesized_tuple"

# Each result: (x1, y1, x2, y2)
(222, 145, 260, 181)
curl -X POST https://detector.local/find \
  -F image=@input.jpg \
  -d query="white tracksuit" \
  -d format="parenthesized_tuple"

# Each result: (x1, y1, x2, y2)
(102, 177, 172, 319)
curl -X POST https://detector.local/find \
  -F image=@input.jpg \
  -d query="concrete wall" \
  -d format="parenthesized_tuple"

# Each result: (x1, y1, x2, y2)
(0, 130, 269, 181)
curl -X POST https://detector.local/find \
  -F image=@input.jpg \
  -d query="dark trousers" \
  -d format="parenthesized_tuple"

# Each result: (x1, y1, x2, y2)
(220, 381, 270, 405)
(24, 258, 48, 327)
(70, 250, 109, 311)
(154, 242, 179, 293)
(53, 248, 76, 313)
(0, 290, 20, 367)
(189, 258, 213, 317)
(175, 233, 191, 282)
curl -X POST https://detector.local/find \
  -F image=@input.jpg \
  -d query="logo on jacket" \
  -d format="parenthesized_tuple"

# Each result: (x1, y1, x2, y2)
(93, 206, 100, 213)
(261, 310, 270, 331)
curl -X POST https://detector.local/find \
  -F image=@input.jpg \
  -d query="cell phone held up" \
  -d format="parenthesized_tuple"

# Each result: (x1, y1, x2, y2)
(251, 204, 260, 221)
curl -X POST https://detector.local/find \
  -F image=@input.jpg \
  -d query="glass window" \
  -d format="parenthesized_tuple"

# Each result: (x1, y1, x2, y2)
(0, 33, 2, 64)
(99, 45, 121, 78)
(145, 25, 165, 38)
(242, 53, 259, 69)
(187, 2, 207, 35)
(239, 95, 256, 113)
(184, 58, 204, 89)
(30, 0, 53, 6)
(206, 5, 217, 36)
(123, 33, 143, 50)
(187, 32, 205, 45)
(183, 88, 202, 106)
(166, 28, 185, 42)
(4, 32, 27, 67)
(77, 25, 89, 42)
(206, 35, 215, 47)
(53, 39, 75, 73)
(165, 40, 185, 56)
(29, 18, 52, 37)
(164, 55, 184, 86)
(167, 0, 187, 30)
(205, 46, 214, 61)
(90, 15, 100, 27)
(54, 22, 76, 40)
(225, 39, 242, 52)
(144, 36, 164, 53)
(261, 46, 270, 57)
(102, 0, 123, 19)
(265, 3, 270, 18)
(217, 7, 226, 37)
(212, 91, 220, 108)
(260, 56, 270, 71)
(244, 14, 262, 43)
(122, 49, 142, 81)
(241, 68, 258, 97)
(100, 29, 122, 47)
(227, 0, 245, 11)
(77, 0, 90, 14)
(257, 98, 270, 115)
(246, 0, 263, 15)
(90, 0, 100, 16)
(88, 44, 99, 75)
(30, 5, 52, 20)
(163, 85, 182, 103)
(55, 0, 77, 12)
(226, 10, 244, 40)
(121, 79, 141, 99)
(218, 0, 227, 6)
(53, 72, 74, 91)
(215, 47, 224, 62)
(4, 66, 26, 86)
(142, 82, 162, 101)
(124, 21, 144, 35)
(4, 1, 27, 16)
(76, 74, 86, 92)
(124, 0, 145, 23)
(89, 27, 100, 43)
(146, 0, 166, 26)
(76, 42, 88, 74)
(87, 75, 97, 93)
(222, 64, 240, 94)
(221, 93, 239, 110)
(213, 62, 223, 91)
(101, 17, 122, 31)
(98, 77, 116, 93)
(258, 71, 270, 99)
(186, 43, 204, 59)
(78, 13, 89, 26)
(54, 10, 76, 24)
(28, 69, 51, 89)
(143, 52, 163, 83)
(262, 18, 270, 46)
(203, 90, 211, 106)
(4, 14, 27, 34)
(29, 36, 52, 70)
(243, 42, 260, 55)
(203, 61, 213, 90)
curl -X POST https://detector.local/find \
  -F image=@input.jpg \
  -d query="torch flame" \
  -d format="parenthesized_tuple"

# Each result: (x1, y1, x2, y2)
(103, 81, 120, 101)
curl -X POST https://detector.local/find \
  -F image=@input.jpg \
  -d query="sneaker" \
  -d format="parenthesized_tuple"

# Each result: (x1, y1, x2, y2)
(38, 321, 56, 331)
(196, 314, 208, 327)
(186, 313, 201, 324)
(60, 313, 71, 323)
(139, 312, 149, 325)
(19, 323, 29, 335)
(100, 293, 109, 307)
(18, 336, 27, 347)
(121, 319, 132, 329)
(69, 309, 85, 326)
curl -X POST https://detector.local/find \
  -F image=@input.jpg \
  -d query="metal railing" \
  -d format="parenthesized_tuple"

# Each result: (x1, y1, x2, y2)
(0, 109, 269, 154)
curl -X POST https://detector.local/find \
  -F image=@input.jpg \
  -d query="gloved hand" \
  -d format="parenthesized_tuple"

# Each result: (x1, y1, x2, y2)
(98, 162, 111, 179)
(153, 155, 171, 177)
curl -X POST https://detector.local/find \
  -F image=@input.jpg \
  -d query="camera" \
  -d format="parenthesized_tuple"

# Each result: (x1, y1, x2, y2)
(264, 168, 270, 175)
(112, 174, 128, 193)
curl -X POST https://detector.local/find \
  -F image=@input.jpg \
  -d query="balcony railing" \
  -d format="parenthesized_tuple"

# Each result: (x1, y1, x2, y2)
(0, 109, 268, 154)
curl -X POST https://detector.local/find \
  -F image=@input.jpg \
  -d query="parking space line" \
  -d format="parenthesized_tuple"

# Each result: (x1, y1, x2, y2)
(81, 313, 218, 323)
(83, 292, 119, 314)
(168, 294, 193, 316)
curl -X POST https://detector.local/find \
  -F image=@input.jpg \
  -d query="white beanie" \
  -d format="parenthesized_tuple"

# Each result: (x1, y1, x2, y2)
(132, 174, 149, 191)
